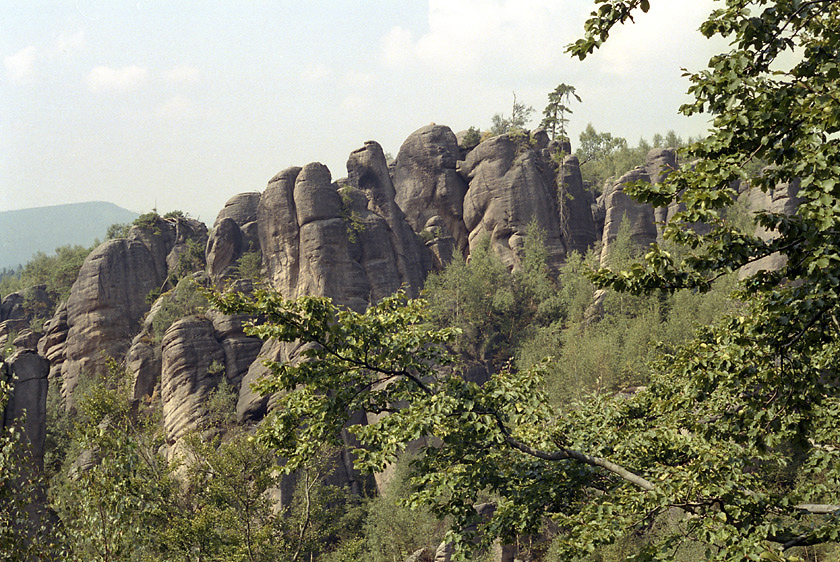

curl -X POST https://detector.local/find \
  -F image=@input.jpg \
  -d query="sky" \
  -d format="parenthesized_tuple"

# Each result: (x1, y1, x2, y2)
(2, 0, 722, 225)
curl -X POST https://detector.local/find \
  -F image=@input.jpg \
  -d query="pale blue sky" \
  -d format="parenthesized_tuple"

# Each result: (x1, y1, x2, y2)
(2, 0, 719, 224)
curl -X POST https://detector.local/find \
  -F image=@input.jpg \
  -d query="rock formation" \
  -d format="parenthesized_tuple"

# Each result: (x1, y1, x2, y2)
(1, 350, 50, 468)
(739, 177, 801, 277)
(458, 133, 566, 271)
(160, 316, 226, 444)
(598, 166, 658, 266)
(9, 122, 804, 554)
(55, 215, 207, 410)
(206, 192, 262, 284)
(237, 152, 431, 422)
(557, 154, 598, 255)
(393, 124, 470, 263)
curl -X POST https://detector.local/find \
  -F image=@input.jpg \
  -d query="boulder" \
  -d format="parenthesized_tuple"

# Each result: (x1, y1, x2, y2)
(213, 192, 261, 229)
(12, 329, 42, 350)
(0, 292, 25, 322)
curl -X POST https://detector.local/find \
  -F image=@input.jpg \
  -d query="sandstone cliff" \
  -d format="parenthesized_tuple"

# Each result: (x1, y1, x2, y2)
(10, 122, 783, 512)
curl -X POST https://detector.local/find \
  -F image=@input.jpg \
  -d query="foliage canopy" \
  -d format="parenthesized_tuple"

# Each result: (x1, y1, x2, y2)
(210, 1, 840, 560)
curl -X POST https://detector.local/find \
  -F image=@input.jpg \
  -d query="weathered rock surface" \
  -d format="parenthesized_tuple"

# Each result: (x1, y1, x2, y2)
(213, 192, 261, 230)
(206, 304, 262, 391)
(57, 216, 207, 410)
(557, 154, 598, 255)
(740, 178, 801, 277)
(0, 292, 26, 322)
(38, 303, 68, 384)
(127, 335, 161, 401)
(160, 316, 226, 443)
(1, 350, 50, 468)
(393, 124, 470, 261)
(459, 134, 566, 271)
(206, 217, 245, 283)
(12, 329, 42, 350)
(599, 166, 658, 266)
(258, 166, 303, 297)
(347, 140, 428, 297)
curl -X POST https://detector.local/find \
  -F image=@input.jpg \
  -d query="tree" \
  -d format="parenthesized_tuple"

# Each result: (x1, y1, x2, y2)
(490, 92, 535, 135)
(213, 1, 840, 560)
(567, 0, 840, 558)
(540, 83, 581, 140)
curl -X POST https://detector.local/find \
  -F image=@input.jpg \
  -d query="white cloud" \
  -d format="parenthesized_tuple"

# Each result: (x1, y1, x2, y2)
(380, 26, 414, 67)
(86, 65, 149, 93)
(596, 0, 717, 76)
(165, 64, 200, 84)
(302, 63, 332, 82)
(378, 0, 586, 76)
(56, 30, 86, 54)
(340, 94, 369, 112)
(4, 46, 38, 84)
(156, 96, 196, 120)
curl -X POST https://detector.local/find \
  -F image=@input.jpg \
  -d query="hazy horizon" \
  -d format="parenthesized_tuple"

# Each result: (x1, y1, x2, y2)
(3, 0, 719, 224)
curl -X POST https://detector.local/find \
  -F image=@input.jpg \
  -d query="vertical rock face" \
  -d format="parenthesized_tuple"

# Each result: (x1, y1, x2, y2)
(459, 134, 566, 271)
(644, 148, 680, 241)
(1, 350, 49, 469)
(347, 140, 428, 297)
(558, 155, 598, 255)
(58, 216, 207, 410)
(160, 317, 226, 443)
(294, 162, 371, 311)
(61, 238, 166, 408)
(238, 149, 431, 423)
(207, 192, 263, 284)
(206, 306, 262, 391)
(38, 303, 68, 385)
(258, 167, 303, 297)
(127, 336, 161, 401)
(739, 177, 801, 277)
(599, 167, 658, 266)
(206, 217, 245, 283)
(393, 124, 470, 259)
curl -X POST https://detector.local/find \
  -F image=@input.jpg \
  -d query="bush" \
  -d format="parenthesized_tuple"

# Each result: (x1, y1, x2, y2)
(462, 126, 482, 150)
(364, 454, 447, 562)
(149, 277, 209, 344)
(0, 244, 93, 306)
(234, 248, 263, 282)
(105, 222, 130, 239)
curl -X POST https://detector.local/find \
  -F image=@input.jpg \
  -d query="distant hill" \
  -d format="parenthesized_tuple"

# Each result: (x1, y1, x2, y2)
(0, 202, 139, 271)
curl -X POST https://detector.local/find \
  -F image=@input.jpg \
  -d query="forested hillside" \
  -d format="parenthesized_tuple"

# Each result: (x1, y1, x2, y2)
(0, 202, 138, 272)
(2, 1, 840, 561)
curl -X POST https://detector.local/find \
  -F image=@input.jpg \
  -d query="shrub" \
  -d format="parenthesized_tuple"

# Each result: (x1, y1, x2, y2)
(462, 126, 482, 150)
(149, 278, 209, 344)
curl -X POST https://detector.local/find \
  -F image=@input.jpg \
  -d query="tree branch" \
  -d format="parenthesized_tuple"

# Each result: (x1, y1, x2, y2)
(491, 412, 655, 491)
